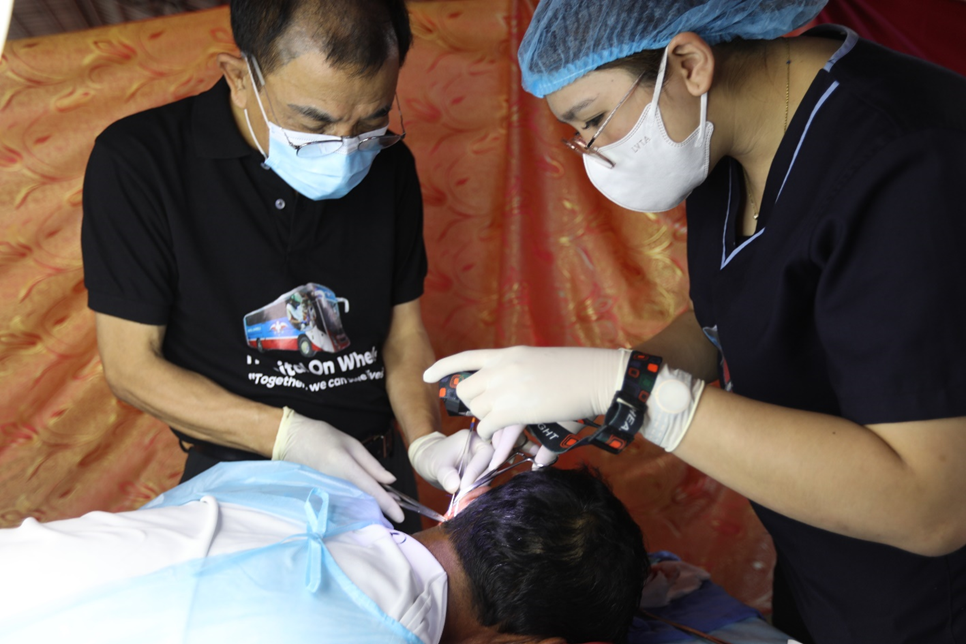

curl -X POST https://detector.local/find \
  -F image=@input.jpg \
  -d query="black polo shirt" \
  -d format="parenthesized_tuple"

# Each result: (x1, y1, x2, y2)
(82, 79, 427, 449)
(687, 27, 966, 643)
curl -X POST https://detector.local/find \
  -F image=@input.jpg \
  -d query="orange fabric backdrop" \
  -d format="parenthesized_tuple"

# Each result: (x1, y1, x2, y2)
(0, 2, 773, 608)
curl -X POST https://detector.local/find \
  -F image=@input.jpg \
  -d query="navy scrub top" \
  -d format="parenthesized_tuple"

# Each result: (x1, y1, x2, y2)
(687, 26, 966, 644)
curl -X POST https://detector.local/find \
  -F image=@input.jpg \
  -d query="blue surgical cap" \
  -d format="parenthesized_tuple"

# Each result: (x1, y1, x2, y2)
(519, 0, 828, 97)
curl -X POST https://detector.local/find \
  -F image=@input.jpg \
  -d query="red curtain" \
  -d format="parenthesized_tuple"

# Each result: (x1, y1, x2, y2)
(1, 0, 961, 611)
(816, 0, 966, 77)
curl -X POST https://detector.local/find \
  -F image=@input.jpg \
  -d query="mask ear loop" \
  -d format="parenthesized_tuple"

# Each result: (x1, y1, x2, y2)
(653, 44, 711, 145)
(243, 57, 270, 158)
(651, 45, 671, 109)
(695, 46, 710, 145)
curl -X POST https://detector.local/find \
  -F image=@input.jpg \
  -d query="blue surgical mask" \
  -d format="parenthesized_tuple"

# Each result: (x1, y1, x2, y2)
(243, 62, 384, 201)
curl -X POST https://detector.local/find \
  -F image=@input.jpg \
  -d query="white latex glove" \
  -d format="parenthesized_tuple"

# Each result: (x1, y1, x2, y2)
(423, 346, 630, 439)
(644, 364, 706, 452)
(408, 429, 494, 494)
(522, 365, 705, 452)
(486, 425, 537, 474)
(486, 422, 587, 474)
(273, 407, 404, 523)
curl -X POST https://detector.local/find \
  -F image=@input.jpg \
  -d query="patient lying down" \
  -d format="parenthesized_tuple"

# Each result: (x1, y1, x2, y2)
(0, 461, 646, 644)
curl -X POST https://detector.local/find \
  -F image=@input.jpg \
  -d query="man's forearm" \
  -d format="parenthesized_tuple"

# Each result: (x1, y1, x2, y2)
(106, 354, 281, 456)
(95, 313, 281, 455)
(384, 343, 441, 445)
(382, 309, 441, 447)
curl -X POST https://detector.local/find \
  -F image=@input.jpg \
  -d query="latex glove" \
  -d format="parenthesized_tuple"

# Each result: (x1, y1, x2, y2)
(644, 364, 706, 452)
(408, 429, 493, 494)
(453, 425, 543, 494)
(485, 422, 587, 475)
(423, 346, 630, 439)
(273, 407, 404, 523)
(511, 366, 705, 453)
(485, 425, 537, 475)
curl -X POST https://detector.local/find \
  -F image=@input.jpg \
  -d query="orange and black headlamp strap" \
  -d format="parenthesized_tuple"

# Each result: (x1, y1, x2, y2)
(435, 352, 662, 456)
(601, 351, 663, 437)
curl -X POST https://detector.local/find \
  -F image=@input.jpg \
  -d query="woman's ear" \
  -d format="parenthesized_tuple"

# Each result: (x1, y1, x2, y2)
(666, 31, 715, 97)
(217, 52, 251, 110)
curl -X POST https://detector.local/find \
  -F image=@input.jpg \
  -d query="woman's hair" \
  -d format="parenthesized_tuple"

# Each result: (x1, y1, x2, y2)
(443, 466, 647, 644)
(596, 38, 771, 91)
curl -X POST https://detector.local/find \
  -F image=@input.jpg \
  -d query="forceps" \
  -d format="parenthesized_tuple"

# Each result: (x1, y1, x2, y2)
(451, 450, 537, 507)
(445, 420, 477, 517)
(451, 421, 604, 507)
(381, 483, 446, 523)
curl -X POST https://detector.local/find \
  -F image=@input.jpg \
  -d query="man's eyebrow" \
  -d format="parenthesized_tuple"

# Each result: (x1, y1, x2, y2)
(366, 104, 393, 120)
(287, 103, 394, 123)
(289, 103, 338, 124)
(559, 96, 598, 123)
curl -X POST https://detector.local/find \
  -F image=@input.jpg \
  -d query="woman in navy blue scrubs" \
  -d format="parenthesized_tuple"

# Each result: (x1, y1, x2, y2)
(425, 2, 966, 642)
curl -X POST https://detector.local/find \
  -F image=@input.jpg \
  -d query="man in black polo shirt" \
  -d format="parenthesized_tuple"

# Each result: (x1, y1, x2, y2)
(82, 0, 479, 527)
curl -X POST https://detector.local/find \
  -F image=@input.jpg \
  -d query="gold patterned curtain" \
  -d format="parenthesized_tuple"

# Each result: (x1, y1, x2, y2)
(0, 2, 773, 608)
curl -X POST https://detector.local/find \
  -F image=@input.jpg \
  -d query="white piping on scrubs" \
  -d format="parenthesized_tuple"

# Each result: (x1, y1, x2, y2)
(720, 27, 860, 269)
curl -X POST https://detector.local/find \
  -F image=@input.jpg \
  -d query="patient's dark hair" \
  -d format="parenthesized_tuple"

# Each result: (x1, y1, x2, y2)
(443, 467, 647, 644)
(230, 0, 412, 81)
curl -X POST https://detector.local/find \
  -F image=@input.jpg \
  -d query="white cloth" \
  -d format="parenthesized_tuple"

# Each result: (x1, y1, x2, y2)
(0, 498, 446, 644)
(326, 525, 447, 644)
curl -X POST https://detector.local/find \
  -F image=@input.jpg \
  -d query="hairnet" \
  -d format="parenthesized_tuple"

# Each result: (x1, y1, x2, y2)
(518, 0, 828, 97)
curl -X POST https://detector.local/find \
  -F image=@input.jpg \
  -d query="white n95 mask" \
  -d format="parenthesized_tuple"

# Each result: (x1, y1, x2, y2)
(584, 46, 714, 213)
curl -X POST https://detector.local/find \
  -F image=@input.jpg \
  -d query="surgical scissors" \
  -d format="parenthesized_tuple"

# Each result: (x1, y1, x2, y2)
(381, 483, 447, 523)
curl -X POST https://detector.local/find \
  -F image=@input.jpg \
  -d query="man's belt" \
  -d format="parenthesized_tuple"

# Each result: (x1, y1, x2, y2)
(184, 425, 395, 462)
(360, 425, 395, 460)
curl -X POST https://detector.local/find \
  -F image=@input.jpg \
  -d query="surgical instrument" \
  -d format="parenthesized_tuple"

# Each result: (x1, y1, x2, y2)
(381, 483, 446, 523)
(453, 449, 536, 506)
(445, 418, 477, 518)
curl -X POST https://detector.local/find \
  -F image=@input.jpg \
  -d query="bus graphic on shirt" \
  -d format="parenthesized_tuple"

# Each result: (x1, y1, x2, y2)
(243, 284, 350, 357)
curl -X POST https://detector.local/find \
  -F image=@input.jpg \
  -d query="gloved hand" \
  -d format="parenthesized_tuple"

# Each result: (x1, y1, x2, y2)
(644, 364, 705, 451)
(425, 348, 706, 453)
(519, 365, 705, 452)
(423, 346, 630, 439)
(273, 407, 404, 523)
(408, 429, 494, 494)
(485, 422, 582, 475)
